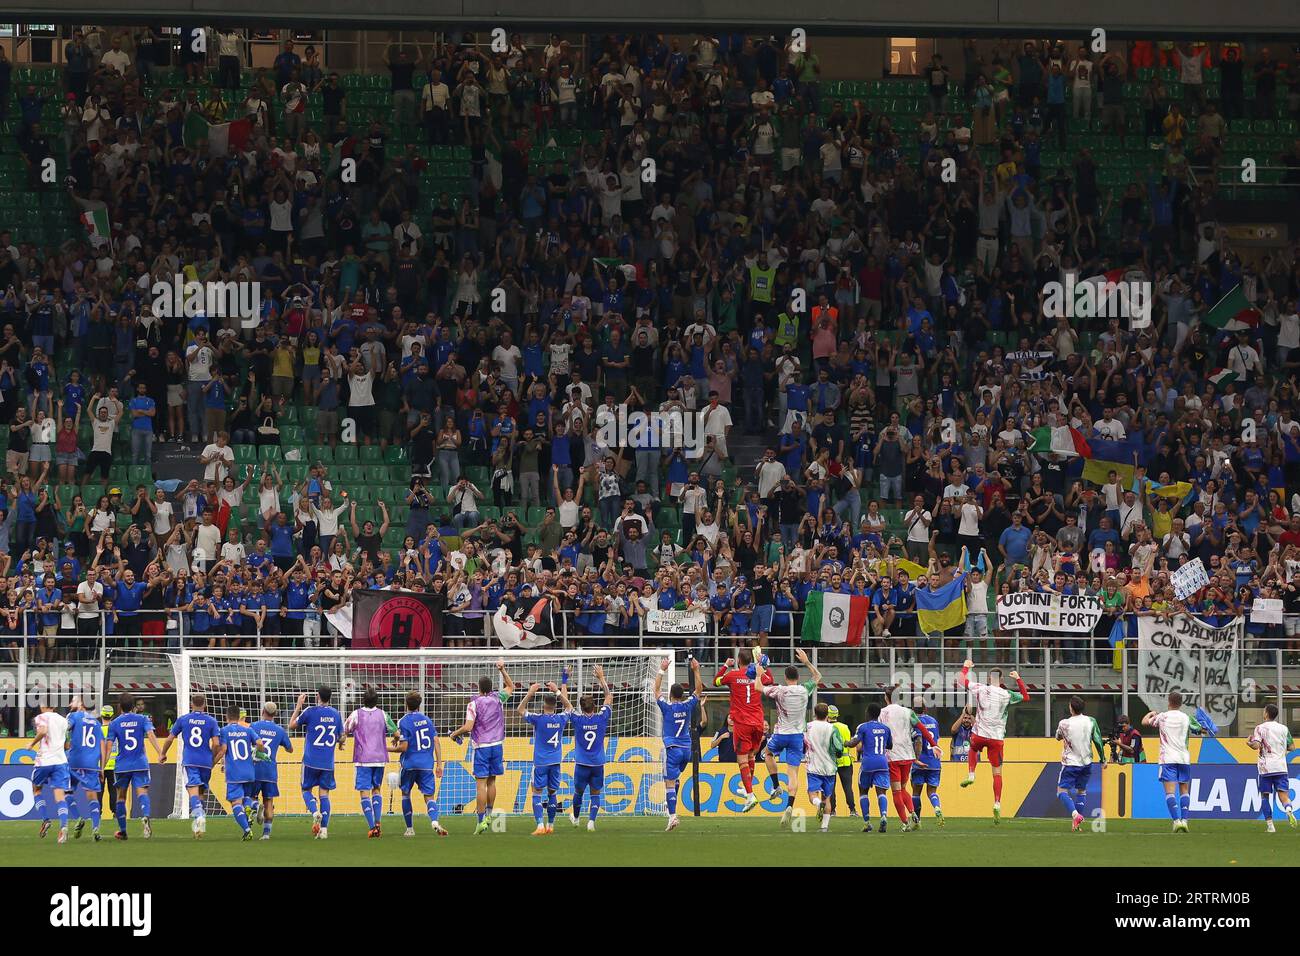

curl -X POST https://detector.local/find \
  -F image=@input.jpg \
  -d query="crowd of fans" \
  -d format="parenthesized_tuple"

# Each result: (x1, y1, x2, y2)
(0, 30, 1299, 672)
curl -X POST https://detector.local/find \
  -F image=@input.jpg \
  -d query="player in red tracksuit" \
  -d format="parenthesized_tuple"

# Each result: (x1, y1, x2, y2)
(715, 647, 774, 812)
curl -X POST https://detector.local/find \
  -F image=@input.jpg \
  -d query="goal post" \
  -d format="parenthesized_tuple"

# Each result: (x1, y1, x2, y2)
(168, 648, 676, 819)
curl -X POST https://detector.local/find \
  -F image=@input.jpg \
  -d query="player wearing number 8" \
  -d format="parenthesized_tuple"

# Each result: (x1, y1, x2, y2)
(518, 680, 573, 835)
(289, 687, 345, 840)
(653, 656, 704, 832)
(213, 705, 265, 841)
(158, 694, 220, 839)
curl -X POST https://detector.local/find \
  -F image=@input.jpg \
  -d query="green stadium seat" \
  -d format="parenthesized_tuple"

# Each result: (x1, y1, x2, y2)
(334, 445, 358, 463)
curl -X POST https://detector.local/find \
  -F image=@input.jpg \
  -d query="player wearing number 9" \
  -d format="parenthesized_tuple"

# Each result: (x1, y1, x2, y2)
(569, 665, 614, 831)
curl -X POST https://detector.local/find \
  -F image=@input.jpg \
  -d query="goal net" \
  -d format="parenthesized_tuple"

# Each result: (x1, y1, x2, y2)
(168, 649, 674, 819)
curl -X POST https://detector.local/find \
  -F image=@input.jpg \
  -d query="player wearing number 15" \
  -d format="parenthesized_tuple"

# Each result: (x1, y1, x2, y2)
(714, 647, 775, 813)
(569, 664, 614, 832)
(653, 656, 704, 832)
(390, 691, 449, 838)
(289, 687, 345, 840)
(518, 680, 573, 835)
(105, 693, 160, 841)
(158, 694, 221, 839)
(213, 705, 266, 842)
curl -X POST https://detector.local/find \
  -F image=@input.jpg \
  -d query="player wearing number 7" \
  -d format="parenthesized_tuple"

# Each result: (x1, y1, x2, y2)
(289, 687, 345, 840)
(519, 680, 572, 835)
(212, 705, 266, 841)
(653, 656, 704, 832)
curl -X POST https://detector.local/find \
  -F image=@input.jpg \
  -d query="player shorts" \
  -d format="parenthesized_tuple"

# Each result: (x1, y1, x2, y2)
(355, 766, 385, 791)
(733, 722, 765, 756)
(301, 766, 337, 791)
(31, 765, 71, 790)
(247, 780, 280, 800)
(1058, 764, 1092, 792)
(573, 763, 605, 792)
(767, 732, 806, 767)
(531, 764, 561, 792)
(664, 747, 690, 782)
(69, 768, 102, 793)
(808, 772, 836, 799)
(226, 780, 253, 803)
(472, 743, 504, 779)
(184, 766, 212, 790)
(888, 760, 912, 786)
(1158, 763, 1192, 785)
(859, 768, 890, 791)
(911, 764, 942, 788)
(114, 769, 150, 792)
(970, 735, 1005, 767)
(401, 767, 438, 796)
(1258, 772, 1290, 794)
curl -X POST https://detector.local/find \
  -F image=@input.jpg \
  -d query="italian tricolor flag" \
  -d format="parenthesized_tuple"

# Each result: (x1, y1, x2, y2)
(1204, 284, 1261, 331)
(183, 111, 253, 156)
(802, 591, 870, 645)
(1208, 367, 1238, 388)
(1030, 424, 1091, 458)
(79, 203, 109, 244)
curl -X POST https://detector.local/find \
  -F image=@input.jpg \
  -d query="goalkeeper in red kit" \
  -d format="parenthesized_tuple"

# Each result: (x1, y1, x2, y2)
(715, 647, 774, 812)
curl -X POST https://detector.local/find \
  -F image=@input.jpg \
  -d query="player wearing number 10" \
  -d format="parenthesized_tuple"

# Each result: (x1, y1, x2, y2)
(213, 705, 265, 841)
(289, 687, 345, 840)
(518, 680, 573, 835)
(653, 656, 704, 832)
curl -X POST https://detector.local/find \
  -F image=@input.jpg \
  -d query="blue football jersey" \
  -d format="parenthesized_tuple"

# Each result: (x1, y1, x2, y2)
(854, 720, 893, 771)
(297, 705, 343, 769)
(249, 719, 292, 782)
(570, 705, 611, 766)
(66, 710, 103, 770)
(107, 713, 154, 772)
(397, 711, 438, 770)
(217, 723, 260, 783)
(172, 711, 221, 768)
(912, 714, 942, 768)
(657, 696, 698, 749)
(525, 711, 569, 766)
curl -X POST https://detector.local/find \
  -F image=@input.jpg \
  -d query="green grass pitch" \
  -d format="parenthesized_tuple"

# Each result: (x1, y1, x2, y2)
(3, 816, 1295, 866)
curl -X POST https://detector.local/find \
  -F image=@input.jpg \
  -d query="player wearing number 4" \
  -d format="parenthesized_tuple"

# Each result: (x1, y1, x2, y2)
(1141, 691, 1205, 832)
(289, 687, 346, 840)
(756, 649, 822, 828)
(449, 659, 516, 835)
(653, 656, 704, 831)
(212, 705, 266, 841)
(390, 691, 448, 837)
(569, 664, 614, 831)
(1247, 704, 1297, 833)
(519, 680, 573, 835)
(158, 693, 221, 839)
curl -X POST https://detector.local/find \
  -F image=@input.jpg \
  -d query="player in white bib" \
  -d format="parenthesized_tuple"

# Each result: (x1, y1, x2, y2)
(803, 702, 844, 832)
(1055, 696, 1106, 832)
(957, 659, 1029, 823)
(879, 685, 939, 831)
(1247, 704, 1297, 833)
(31, 704, 71, 843)
(756, 649, 821, 827)
(1141, 691, 1204, 832)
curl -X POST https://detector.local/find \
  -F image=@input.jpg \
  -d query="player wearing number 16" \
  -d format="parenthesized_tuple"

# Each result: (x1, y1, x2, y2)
(289, 687, 345, 840)
(212, 705, 266, 841)
(653, 656, 704, 832)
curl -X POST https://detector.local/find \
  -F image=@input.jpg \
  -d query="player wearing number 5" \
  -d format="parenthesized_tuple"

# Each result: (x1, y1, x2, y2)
(289, 687, 345, 840)
(653, 656, 704, 832)
(449, 658, 516, 835)
(390, 691, 449, 838)
(519, 679, 572, 835)
(569, 664, 614, 831)
(104, 693, 161, 841)
(212, 705, 266, 841)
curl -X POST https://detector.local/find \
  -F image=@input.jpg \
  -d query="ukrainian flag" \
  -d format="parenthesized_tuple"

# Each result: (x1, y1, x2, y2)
(915, 576, 968, 634)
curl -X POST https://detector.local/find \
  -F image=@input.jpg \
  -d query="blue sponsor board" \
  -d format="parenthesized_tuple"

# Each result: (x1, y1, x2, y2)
(1132, 764, 1299, 819)
(0, 765, 172, 821)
